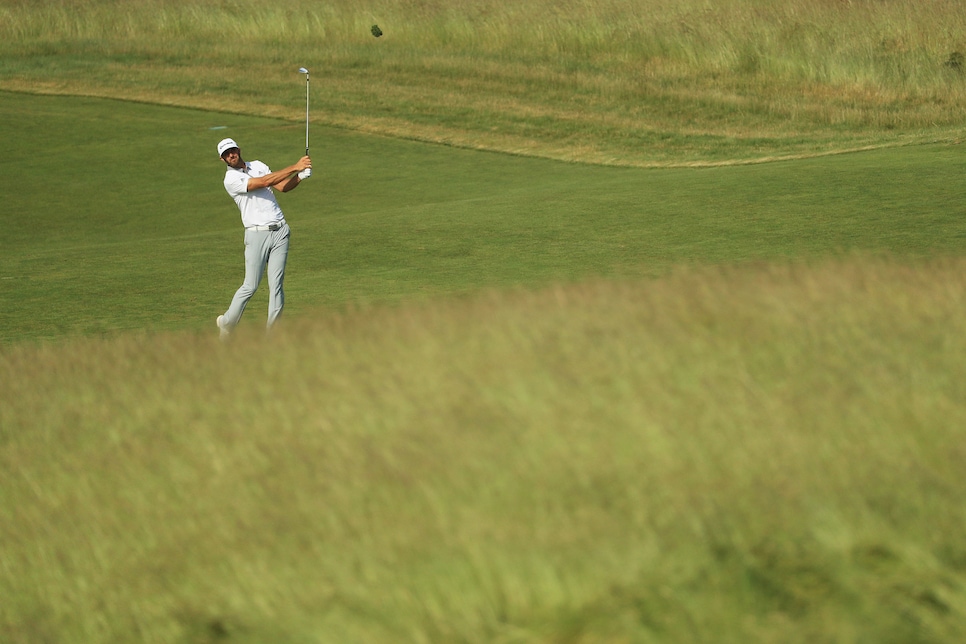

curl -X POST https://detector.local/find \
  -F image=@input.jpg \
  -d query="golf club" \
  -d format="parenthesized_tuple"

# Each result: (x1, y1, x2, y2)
(298, 67, 311, 178)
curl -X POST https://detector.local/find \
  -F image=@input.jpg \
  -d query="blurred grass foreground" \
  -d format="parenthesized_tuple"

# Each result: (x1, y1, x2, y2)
(3, 259, 966, 642)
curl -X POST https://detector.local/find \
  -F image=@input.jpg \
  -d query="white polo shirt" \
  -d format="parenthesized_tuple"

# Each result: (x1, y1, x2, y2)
(223, 160, 285, 228)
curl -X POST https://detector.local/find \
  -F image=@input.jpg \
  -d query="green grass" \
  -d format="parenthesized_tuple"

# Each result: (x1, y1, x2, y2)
(2, 91, 965, 343)
(3, 1, 966, 640)
(1, 90, 966, 643)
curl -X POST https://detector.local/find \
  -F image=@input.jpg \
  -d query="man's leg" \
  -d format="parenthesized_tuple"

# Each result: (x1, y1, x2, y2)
(223, 230, 270, 328)
(265, 225, 290, 329)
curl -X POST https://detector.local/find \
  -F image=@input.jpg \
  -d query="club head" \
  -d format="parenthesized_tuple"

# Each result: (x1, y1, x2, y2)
(298, 67, 309, 75)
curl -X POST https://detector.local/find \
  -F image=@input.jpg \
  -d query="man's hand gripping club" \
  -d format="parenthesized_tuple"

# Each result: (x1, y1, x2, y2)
(246, 155, 312, 193)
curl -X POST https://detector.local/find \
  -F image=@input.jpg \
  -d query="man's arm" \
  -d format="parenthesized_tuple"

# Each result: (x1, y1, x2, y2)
(246, 156, 311, 192)
(276, 171, 303, 193)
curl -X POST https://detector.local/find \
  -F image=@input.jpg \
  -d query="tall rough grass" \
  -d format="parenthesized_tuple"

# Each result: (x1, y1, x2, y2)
(2, 0, 966, 163)
(2, 259, 965, 642)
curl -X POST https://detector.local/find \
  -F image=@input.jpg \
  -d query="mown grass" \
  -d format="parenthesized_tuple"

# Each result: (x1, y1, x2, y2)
(2, 0, 966, 164)
(2, 259, 965, 643)
(3, 91, 965, 343)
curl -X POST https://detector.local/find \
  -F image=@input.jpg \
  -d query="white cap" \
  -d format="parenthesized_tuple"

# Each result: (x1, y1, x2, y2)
(217, 138, 239, 157)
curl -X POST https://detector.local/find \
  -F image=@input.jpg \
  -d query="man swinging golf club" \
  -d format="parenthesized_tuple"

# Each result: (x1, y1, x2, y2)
(215, 137, 311, 339)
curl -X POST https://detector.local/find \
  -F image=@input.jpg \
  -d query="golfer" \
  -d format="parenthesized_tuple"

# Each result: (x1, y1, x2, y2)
(215, 138, 312, 339)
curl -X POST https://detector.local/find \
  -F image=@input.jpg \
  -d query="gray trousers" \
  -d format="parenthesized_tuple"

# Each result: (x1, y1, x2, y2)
(223, 223, 290, 329)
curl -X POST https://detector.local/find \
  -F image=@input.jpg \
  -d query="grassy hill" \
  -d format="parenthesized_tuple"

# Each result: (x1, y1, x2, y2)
(2, 1, 966, 642)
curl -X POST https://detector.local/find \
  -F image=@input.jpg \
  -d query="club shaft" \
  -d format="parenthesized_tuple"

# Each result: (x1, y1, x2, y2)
(304, 75, 310, 155)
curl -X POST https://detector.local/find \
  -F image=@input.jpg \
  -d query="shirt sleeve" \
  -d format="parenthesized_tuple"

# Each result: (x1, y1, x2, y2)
(223, 169, 249, 198)
(249, 160, 271, 177)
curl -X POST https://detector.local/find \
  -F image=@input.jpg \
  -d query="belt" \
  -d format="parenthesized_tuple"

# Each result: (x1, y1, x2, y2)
(247, 221, 285, 232)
